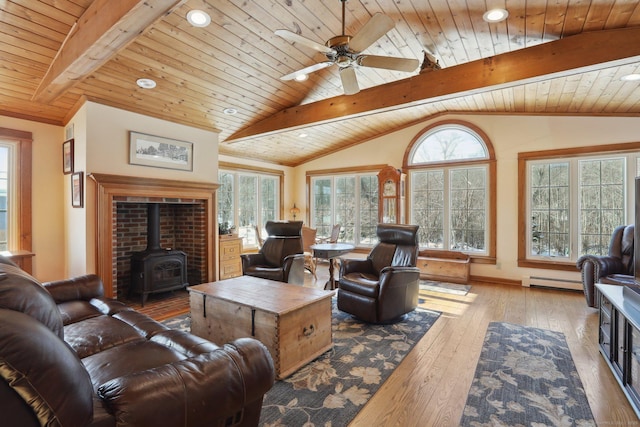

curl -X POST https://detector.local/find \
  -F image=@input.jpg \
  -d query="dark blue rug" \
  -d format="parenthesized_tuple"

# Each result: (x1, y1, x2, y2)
(460, 322, 596, 426)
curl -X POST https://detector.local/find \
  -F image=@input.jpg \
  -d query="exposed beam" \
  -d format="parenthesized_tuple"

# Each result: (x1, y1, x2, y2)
(226, 26, 640, 143)
(32, 0, 185, 103)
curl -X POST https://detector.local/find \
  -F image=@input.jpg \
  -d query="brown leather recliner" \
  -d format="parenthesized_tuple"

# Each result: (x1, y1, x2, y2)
(576, 224, 636, 308)
(241, 221, 305, 285)
(338, 223, 421, 323)
(0, 256, 275, 427)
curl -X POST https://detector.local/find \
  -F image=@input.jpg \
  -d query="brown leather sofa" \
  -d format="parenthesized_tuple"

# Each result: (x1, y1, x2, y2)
(576, 224, 636, 308)
(0, 256, 275, 427)
(338, 224, 421, 323)
(241, 221, 305, 285)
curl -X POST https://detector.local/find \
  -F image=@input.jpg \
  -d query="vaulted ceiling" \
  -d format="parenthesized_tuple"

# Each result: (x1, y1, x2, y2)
(2, 0, 640, 166)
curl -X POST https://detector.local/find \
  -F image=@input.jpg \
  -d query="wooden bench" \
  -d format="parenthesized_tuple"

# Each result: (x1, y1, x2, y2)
(416, 249, 470, 284)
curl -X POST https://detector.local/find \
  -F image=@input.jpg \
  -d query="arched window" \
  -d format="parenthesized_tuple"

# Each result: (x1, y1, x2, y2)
(405, 121, 495, 259)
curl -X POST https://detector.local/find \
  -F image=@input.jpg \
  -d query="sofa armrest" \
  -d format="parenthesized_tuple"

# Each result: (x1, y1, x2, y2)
(97, 337, 275, 427)
(43, 274, 105, 303)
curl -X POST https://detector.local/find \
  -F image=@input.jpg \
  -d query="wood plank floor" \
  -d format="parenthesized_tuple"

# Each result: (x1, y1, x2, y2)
(126, 261, 639, 426)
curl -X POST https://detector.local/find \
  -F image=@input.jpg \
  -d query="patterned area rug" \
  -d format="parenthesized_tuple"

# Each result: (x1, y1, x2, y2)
(460, 322, 596, 427)
(162, 303, 440, 427)
(419, 279, 471, 295)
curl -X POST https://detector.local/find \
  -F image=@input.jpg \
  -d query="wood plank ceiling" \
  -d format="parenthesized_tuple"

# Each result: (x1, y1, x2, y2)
(1, 0, 640, 166)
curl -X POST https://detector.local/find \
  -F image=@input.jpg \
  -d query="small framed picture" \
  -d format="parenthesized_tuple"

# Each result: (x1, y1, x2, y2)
(63, 139, 74, 174)
(71, 172, 83, 208)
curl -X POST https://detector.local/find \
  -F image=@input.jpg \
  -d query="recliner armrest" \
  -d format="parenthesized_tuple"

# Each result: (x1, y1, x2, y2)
(340, 258, 374, 276)
(43, 274, 105, 303)
(97, 337, 275, 427)
(241, 253, 267, 270)
(576, 255, 625, 279)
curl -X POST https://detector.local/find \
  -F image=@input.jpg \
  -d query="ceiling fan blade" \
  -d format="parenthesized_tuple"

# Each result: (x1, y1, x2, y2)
(275, 29, 336, 55)
(280, 61, 334, 81)
(357, 55, 419, 72)
(339, 66, 360, 95)
(348, 13, 395, 53)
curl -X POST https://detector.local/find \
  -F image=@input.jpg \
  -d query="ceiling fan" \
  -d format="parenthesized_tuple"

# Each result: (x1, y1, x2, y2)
(275, 0, 419, 95)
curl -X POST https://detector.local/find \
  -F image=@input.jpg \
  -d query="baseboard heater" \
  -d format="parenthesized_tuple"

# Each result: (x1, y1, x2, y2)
(522, 275, 582, 291)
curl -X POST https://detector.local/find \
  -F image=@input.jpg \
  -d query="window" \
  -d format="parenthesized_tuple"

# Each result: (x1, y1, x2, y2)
(0, 128, 31, 260)
(0, 144, 10, 250)
(309, 172, 379, 246)
(406, 122, 495, 258)
(217, 165, 282, 248)
(521, 149, 639, 267)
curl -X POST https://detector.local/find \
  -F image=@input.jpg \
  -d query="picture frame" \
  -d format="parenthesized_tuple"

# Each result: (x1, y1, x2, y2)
(71, 172, 83, 208)
(129, 131, 193, 171)
(62, 139, 74, 174)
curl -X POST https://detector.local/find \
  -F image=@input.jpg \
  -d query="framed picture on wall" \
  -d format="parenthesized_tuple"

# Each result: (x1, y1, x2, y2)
(71, 172, 83, 208)
(63, 139, 74, 174)
(129, 131, 193, 171)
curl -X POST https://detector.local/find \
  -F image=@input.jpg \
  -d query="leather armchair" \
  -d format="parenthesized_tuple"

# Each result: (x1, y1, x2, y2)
(576, 224, 636, 308)
(241, 221, 305, 285)
(338, 224, 420, 323)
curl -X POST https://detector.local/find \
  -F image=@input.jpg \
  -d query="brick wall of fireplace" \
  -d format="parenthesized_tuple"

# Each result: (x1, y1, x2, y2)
(113, 197, 208, 299)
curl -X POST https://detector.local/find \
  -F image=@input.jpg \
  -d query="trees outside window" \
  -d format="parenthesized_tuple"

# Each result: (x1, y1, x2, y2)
(218, 169, 280, 248)
(310, 173, 378, 246)
(406, 122, 494, 257)
(525, 155, 632, 263)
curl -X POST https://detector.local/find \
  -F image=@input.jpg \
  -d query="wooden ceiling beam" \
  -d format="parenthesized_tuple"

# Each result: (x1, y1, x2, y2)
(227, 26, 640, 142)
(32, 0, 185, 103)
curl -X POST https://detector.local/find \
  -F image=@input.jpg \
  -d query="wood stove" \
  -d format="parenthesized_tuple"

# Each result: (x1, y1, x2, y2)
(130, 203, 188, 306)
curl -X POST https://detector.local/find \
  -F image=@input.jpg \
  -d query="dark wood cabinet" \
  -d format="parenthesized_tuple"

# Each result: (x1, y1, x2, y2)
(597, 283, 640, 417)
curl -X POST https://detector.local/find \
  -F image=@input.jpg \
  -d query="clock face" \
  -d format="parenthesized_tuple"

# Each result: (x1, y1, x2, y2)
(383, 179, 396, 197)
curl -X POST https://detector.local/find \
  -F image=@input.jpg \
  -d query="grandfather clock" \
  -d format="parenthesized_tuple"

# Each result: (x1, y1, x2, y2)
(378, 165, 406, 224)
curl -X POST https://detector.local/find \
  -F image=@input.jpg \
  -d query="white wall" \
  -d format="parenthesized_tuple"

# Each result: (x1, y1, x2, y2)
(295, 113, 640, 285)
(67, 101, 220, 276)
(0, 116, 65, 281)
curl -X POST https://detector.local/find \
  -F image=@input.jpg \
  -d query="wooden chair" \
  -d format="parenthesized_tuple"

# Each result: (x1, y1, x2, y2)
(254, 225, 265, 249)
(301, 226, 317, 277)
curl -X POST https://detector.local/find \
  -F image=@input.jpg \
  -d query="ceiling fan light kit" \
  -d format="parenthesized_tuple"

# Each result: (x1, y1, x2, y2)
(275, 0, 420, 95)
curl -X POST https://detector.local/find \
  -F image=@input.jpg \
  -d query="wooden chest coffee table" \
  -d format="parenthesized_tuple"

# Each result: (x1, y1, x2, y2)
(188, 276, 333, 379)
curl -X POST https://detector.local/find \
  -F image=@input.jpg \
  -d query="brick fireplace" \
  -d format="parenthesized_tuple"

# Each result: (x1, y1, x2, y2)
(90, 174, 218, 299)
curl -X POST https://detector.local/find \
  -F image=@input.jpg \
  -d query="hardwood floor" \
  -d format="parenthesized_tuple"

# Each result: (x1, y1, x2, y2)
(126, 261, 638, 426)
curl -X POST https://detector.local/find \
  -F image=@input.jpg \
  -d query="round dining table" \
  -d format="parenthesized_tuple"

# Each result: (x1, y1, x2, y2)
(310, 242, 355, 290)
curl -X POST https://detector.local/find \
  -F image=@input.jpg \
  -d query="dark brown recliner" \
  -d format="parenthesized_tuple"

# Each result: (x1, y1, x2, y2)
(338, 224, 420, 323)
(576, 224, 636, 308)
(241, 221, 305, 285)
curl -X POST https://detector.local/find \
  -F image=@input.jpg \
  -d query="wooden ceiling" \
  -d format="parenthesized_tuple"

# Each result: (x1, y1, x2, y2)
(2, 0, 640, 166)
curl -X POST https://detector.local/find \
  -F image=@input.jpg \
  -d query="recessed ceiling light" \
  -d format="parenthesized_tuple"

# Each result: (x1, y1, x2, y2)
(295, 74, 309, 81)
(298, 133, 308, 138)
(483, 8, 509, 23)
(621, 73, 640, 82)
(187, 10, 211, 27)
(136, 78, 156, 89)
(223, 107, 238, 115)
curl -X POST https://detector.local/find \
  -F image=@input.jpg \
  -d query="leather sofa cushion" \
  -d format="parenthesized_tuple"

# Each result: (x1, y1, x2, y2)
(83, 340, 186, 389)
(64, 315, 147, 359)
(0, 309, 94, 426)
(0, 264, 64, 339)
